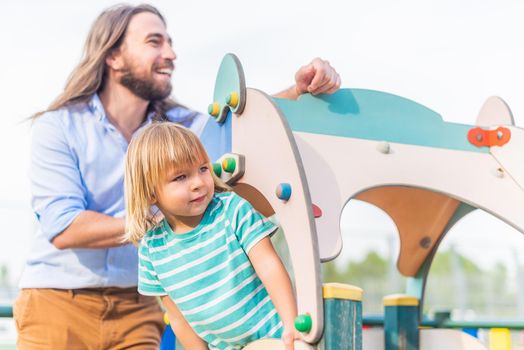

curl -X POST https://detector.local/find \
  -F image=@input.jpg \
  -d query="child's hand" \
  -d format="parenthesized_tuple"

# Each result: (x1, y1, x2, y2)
(282, 327, 300, 350)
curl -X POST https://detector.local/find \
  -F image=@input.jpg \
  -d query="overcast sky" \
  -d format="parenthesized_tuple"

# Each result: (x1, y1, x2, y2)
(1, 0, 524, 285)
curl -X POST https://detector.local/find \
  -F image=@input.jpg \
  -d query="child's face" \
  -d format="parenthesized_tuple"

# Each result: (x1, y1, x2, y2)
(153, 160, 215, 230)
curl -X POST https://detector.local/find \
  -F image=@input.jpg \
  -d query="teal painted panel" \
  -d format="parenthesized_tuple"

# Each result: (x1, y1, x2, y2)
(273, 89, 488, 153)
(213, 53, 245, 120)
(324, 299, 362, 350)
(384, 305, 419, 350)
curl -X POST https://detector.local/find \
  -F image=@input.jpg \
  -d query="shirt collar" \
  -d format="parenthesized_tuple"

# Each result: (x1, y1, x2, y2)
(88, 93, 156, 126)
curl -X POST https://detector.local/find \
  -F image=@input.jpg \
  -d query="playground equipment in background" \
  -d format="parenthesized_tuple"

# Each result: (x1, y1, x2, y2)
(161, 53, 524, 349)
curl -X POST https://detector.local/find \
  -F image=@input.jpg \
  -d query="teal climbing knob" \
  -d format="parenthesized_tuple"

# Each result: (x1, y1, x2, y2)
(222, 158, 236, 173)
(294, 314, 312, 333)
(276, 183, 292, 201)
(212, 163, 222, 177)
(208, 102, 220, 117)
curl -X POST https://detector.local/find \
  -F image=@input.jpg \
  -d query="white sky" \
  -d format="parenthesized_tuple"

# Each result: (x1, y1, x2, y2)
(1, 0, 524, 285)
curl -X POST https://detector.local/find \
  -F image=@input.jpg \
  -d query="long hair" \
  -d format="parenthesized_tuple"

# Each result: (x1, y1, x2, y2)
(124, 122, 229, 243)
(33, 4, 176, 119)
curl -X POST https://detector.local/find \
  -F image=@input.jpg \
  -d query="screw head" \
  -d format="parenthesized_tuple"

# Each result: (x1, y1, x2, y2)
(476, 133, 483, 142)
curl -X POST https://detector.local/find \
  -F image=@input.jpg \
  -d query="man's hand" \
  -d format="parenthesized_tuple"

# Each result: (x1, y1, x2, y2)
(274, 57, 341, 100)
(294, 57, 341, 96)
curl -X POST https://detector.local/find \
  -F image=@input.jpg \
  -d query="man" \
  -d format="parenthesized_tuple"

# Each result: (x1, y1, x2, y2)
(15, 3, 341, 349)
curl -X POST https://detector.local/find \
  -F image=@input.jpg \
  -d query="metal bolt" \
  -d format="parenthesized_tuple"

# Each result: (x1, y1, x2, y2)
(420, 236, 432, 249)
(476, 133, 483, 142)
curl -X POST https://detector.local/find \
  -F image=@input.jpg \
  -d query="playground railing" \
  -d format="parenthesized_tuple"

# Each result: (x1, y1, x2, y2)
(0, 306, 12, 318)
(363, 314, 524, 330)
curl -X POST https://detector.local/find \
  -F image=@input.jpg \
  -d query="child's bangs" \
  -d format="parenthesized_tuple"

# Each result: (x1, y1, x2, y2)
(155, 127, 210, 175)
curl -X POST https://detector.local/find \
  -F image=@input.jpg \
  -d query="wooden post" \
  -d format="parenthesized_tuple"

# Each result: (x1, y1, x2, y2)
(384, 294, 419, 350)
(321, 283, 363, 350)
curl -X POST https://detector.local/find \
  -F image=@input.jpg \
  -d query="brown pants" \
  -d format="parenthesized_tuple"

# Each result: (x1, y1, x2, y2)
(14, 288, 165, 350)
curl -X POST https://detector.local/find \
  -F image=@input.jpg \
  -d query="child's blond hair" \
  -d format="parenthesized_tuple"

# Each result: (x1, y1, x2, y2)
(124, 122, 229, 243)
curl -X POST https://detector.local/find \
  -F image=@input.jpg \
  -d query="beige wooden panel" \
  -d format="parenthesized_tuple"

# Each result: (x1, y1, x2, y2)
(232, 88, 323, 343)
(420, 329, 488, 350)
(363, 328, 488, 350)
(476, 96, 514, 127)
(491, 126, 524, 192)
(244, 339, 314, 350)
(295, 132, 524, 263)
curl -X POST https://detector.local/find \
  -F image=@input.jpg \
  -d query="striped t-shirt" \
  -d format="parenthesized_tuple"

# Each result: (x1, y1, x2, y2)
(138, 192, 282, 349)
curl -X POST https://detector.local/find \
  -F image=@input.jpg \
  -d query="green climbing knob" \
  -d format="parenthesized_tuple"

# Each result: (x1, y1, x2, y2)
(222, 158, 236, 173)
(212, 163, 222, 177)
(294, 314, 312, 333)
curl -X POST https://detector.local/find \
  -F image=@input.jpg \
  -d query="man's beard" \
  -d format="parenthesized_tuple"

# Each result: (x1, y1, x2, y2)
(119, 63, 172, 101)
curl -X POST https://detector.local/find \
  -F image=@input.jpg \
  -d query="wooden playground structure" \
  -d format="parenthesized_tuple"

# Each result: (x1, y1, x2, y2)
(197, 54, 524, 350)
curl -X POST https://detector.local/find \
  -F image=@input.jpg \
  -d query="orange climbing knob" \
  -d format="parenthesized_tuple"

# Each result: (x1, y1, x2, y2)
(226, 92, 239, 108)
(468, 126, 510, 147)
(208, 102, 220, 117)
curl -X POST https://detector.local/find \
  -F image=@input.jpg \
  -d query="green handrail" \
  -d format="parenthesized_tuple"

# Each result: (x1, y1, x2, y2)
(364, 315, 524, 330)
(0, 306, 13, 318)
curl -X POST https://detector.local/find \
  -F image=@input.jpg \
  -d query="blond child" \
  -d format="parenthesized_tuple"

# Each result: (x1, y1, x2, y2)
(124, 122, 298, 350)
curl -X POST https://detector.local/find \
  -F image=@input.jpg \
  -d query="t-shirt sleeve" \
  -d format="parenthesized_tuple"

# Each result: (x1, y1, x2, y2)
(137, 241, 167, 296)
(229, 194, 278, 253)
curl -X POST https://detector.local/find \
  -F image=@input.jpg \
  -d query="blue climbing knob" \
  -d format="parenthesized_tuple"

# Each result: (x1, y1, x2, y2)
(294, 314, 312, 333)
(276, 183, 292, 201)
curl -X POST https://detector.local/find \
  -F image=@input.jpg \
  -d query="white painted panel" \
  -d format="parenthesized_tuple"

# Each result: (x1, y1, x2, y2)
(363, 328, 488, 350)
(420, 329, 488, 350)
(476, 96, 514, 127)
(232, 89, 323, 343)
(295, 132, 524, 260)
(491, 125, 524, 192)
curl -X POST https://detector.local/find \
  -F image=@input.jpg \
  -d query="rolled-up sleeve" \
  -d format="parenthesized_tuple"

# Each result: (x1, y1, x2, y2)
(31, 114, 87, 240)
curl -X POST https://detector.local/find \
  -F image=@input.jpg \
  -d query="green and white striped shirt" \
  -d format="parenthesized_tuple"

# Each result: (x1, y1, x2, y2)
(138, 192, 282, 349)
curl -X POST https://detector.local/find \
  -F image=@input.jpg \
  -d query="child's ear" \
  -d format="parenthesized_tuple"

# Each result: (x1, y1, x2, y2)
(149, 193, 157, 205)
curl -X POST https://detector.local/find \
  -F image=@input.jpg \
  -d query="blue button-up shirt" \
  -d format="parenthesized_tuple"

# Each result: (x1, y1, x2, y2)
(19, 94, 220, 288)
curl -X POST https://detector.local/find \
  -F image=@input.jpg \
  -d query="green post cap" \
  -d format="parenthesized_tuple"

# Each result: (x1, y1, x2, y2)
(208, 102, 220, 117)
(212, 163, 222, 177)
(294, 314, 312, 333)
(222, 158, 236, 173)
